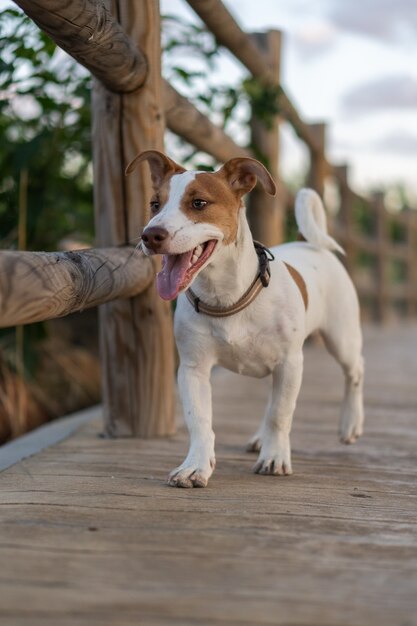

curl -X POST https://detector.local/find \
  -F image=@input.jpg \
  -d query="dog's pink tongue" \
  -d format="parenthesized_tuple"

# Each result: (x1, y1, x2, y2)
(157, 251, 193, 300)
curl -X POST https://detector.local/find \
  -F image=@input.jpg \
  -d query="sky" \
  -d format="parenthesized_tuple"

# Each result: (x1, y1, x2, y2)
(161, 0, 417, 202)
(1, 0, 416, 201)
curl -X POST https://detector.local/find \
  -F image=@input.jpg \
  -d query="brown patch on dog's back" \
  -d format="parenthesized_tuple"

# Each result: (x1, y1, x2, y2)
(179, 171, 242, 244)
(284, 262, 309, 310)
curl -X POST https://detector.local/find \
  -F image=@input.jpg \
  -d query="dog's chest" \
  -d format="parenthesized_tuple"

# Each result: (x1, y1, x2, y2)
(210, 318, 286, 377)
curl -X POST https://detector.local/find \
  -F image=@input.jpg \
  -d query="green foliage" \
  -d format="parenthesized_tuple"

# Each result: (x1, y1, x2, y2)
(242, 78, 283, 129)
(352, 195, 374, 235)
(389, 219, 406, 244)
(0, 8, 93, 251)
(390, 259, 407, 283)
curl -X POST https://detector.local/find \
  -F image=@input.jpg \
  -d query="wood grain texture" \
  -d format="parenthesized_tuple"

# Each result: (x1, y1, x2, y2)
(164, 82, 250, 163)
(14, 0, 147, 93)
(247, 31, 284, 247)
(0, 247, 153, 327)
(92, 0, 175, 438)
(1, 325, 416, 625)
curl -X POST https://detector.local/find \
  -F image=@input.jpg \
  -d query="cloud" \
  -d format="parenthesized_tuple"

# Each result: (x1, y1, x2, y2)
(342, 74, 417, 113)
(325, 0, 417, 44)
(332, 130, 417, 158)
(371, 132, 417, 155)
(292, 19, 337, 59)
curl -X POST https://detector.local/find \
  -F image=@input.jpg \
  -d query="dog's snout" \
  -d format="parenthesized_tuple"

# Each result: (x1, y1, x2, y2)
(141, 226, 169, 251)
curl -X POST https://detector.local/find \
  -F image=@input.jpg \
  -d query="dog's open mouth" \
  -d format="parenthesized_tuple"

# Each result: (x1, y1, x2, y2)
(157, 240, 217, 300)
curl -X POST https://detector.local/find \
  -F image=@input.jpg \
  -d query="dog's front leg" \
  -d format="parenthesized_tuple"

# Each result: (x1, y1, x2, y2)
(168, 364, 215, 488)
(254, 351, 303, 476)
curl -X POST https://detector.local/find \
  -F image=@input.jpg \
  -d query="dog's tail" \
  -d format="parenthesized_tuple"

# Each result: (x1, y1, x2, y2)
(295, 188, 345, 255)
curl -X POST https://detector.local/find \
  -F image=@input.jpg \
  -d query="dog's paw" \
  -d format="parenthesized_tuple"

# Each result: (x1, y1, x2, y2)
(253, 437, 292, 476)
(167, 457, 215, 488)
(340, 425, 363, 444)
(339, 414, 364, 444)
(253, 457, 292, 476)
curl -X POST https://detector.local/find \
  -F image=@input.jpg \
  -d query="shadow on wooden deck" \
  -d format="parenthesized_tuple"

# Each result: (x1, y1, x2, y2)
(1, 324, 416, 626)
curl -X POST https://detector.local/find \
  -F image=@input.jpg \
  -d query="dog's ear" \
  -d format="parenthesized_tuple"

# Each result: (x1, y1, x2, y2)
(219, 157, 276, 196)
(125, 150, 186, 187)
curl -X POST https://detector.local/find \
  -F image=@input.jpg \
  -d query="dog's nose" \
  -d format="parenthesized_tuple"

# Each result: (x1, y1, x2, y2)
(141, 226, 169, 252)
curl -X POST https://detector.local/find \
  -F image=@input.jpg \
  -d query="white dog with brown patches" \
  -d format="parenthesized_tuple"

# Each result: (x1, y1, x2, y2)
(127, 151, 364, 488)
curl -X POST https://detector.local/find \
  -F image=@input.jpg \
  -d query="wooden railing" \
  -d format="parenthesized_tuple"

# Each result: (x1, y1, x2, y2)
(1, 0, 416, 439)
(333, 172, 417, 320)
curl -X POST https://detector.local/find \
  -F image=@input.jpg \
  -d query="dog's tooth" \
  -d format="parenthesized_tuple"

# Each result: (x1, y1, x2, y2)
(192, 254, 198, 264)
(195, 245, 203, 258)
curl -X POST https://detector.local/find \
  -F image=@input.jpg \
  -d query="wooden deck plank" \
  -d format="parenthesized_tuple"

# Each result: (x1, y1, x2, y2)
(0, 325, 416, 626)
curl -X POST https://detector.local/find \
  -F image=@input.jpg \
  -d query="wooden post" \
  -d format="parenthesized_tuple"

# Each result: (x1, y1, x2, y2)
(406, 210, 417, 318)
(308, 123, 326, 198)
(336, 165, 355, 277)
(374, 192, 389, 323)
(247, 30, 284, 246)
(92, 0, 175, 437)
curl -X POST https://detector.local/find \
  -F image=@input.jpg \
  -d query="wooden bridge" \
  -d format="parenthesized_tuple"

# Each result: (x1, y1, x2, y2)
(1, 324, 417, 625)
(1, 1, 417, 624)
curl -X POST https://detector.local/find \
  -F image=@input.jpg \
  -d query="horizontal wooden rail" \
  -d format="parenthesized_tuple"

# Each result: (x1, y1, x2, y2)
(13, 0, 148, 92)
(163, 82, 250, 162)
(0, 247, 153, 328)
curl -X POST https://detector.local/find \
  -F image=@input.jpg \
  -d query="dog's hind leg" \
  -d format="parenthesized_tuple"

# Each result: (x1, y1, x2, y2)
(321, 325, 365, 444)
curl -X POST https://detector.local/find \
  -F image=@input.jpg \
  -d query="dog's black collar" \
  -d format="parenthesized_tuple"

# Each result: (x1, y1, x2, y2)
(185, 240, 275, 318)
(254, 240, 275, 287)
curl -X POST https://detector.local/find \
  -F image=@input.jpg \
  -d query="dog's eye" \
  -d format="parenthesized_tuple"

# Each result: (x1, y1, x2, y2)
(192, 199, 208, 210)
(150, 200, 160, 213)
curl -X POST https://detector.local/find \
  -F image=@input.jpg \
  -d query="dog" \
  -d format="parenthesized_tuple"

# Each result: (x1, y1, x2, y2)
(126, 151, 364, 488)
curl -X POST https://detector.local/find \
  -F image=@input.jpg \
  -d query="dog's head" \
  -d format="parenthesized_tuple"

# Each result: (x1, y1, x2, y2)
(126, 150, 276, 300)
